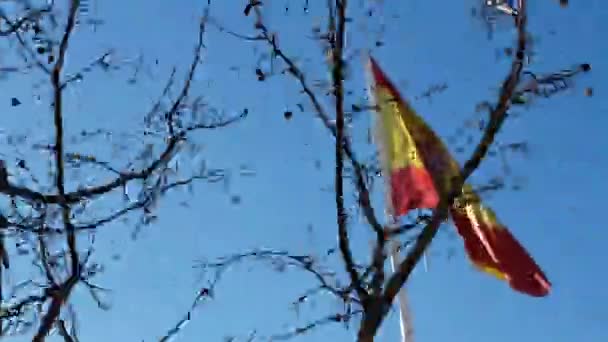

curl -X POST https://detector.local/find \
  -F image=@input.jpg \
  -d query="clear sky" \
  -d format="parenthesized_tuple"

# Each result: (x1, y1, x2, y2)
(1, 0, 607, 341)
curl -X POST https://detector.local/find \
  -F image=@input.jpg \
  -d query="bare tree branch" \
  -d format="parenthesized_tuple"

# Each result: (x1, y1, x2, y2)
(176, 246, 364, 340)
(329, 0, 368, 303)
(32, 1, 82, 339)
(158, 288, 212, 342)
(0, 2, 231, 340)
(244, 0, 381, 303)
(0, 4, 53, 37)
(268, 310, 363, 341)
(57, 320, 76, 342)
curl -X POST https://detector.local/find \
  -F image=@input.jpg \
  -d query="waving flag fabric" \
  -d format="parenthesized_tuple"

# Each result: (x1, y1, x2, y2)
(369, 60, 442, 216)
(368, 56, 551, 297)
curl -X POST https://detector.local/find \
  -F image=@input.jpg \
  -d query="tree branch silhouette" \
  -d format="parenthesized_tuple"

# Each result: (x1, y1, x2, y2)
(33, 1, 82, 339)
(0, 2, 243, 339)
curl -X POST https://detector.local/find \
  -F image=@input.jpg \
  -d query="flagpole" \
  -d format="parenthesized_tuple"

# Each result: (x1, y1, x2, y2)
(387, 221, 415, 342)
(379, 135, 415, 342)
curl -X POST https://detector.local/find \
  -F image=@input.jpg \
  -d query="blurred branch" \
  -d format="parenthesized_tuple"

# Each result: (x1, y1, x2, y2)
(0, 9, 248, 208)
(60, 50, 114, 90)
(195, 249, 350, 301)
(166, 9, 209, 137)
(0, 4, 53, 37)
(243, 1, 383, 302)
(57, 319, 76, 342)
(268, 310, 363, 341)
(511, 63, 591, 104)
(167, 247, 355, 341)
(0, 1, 244, 340)
(71, 170, 230, 232)
(158, 288, 213, 342)
(250, 3, 384, 243)
(0, 292, 50, 320)
(33, 0, 82, 339)
(0, 2, 55, 74)
(328, 0, 368, 303)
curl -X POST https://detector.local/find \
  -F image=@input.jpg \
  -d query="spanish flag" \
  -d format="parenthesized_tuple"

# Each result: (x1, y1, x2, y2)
(368, 56, 551, 297)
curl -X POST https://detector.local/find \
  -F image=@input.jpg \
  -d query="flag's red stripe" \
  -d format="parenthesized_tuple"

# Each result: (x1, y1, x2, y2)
(390, 166, 439, 216)
(450, 208, 551, 297)
(450, 207, 502, 271)
(490, 227, 551, 297)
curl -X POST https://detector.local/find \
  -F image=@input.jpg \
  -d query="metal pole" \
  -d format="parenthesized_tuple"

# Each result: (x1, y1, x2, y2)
(389, 241, 415, 342)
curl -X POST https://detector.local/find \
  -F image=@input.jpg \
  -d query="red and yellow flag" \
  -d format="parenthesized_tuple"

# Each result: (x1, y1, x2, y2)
(368, 56, 551, 297)
(368, 59, 442, 216)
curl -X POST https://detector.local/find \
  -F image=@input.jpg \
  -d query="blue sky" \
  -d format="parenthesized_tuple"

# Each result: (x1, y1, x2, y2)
(1, 0, 607, 341)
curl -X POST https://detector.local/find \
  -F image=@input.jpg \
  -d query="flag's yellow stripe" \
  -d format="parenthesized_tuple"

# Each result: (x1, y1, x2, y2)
(374, 86, 425, 170)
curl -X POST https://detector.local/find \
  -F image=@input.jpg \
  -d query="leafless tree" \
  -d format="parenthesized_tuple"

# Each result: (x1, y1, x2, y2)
(0, 1, 246, 340)
(185, 1, 590, 341)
